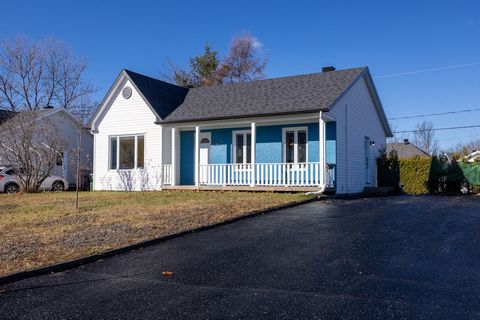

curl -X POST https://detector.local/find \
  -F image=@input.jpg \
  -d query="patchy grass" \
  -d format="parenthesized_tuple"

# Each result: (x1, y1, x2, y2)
(0, 191, 311, 276)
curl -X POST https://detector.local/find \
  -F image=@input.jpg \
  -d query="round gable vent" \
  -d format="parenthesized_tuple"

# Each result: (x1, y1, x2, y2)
(122, 86, 132, 99)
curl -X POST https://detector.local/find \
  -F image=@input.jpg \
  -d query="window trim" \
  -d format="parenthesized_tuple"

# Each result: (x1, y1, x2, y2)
(232, 130, 251, 164)
(109, 134, 145, 170)
(282, 127, 308, 164)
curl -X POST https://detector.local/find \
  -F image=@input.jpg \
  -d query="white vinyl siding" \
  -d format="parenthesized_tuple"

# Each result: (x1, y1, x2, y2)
(47, 111, 93, 184)
(327, 75, 387, 194)
(93, 79, 162, 191)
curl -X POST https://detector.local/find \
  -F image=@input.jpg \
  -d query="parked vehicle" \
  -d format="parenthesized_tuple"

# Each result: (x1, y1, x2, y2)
(0, 167, 69, 194)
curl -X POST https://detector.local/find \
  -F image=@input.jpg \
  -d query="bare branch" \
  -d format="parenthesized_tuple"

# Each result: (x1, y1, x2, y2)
(220, 33, 267, 84)
(0, 36, 96, 118)
(412, 121, 439, 155)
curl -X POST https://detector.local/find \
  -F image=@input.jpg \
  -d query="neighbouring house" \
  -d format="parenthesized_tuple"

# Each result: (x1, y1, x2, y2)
(464, 150, 480, 163)
(387, 140, 430, 159)
(0, 107, 93, 185)
(90, 66, 392, 194)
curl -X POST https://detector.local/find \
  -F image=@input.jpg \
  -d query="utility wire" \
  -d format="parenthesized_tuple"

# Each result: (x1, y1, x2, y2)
(376, 62, 480, 79)
(436, 134, 480, 142)
(394, 124, 480, 134)
(389, 107, 480, 120)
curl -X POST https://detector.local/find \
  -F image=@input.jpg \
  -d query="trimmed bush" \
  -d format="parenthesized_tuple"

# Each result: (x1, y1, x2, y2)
(399, 157, 433, 194)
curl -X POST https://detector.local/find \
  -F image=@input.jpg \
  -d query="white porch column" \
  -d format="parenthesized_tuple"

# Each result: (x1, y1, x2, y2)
(171, 127, 177, 186)
(250, 122, 256, 187)
(319, 112, 326, 186)
(159, 125, 163, 188)
(194, 126, 200, 186)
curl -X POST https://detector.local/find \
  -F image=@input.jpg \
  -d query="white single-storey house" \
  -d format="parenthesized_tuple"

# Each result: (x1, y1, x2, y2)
(90, 66, 393, 194)
(0, 108, 93, 185)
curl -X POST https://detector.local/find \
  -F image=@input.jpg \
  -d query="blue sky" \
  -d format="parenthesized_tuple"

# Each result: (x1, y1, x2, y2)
(1, 0, 479, 150)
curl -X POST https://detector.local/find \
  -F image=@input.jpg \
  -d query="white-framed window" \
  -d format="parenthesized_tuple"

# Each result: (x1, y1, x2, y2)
(282, 127, 308, 163)
(109, 135, 145, 170)
(232, 130, 251, 164)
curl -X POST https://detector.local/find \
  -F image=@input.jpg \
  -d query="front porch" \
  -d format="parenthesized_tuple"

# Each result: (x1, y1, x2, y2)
(160, 113, 336, 192)
(162, 185, 320, 193)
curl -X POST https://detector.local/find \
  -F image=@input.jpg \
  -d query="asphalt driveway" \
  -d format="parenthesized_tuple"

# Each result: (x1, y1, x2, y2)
(1, 195, 480, 319)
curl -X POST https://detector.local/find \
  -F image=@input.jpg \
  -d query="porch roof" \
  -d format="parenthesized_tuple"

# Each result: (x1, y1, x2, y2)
(162, 67, 366, 123)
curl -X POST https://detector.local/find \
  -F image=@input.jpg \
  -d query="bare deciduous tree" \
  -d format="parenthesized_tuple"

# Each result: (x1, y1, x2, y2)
(164, 34, 267, 87)
(163, 44, 222, 88)
(220, 33, 267, 84)
(163, 58, 199, 88)
(0, 36, 95, 123)
(413, 121, 439, 155)
(465, 137, 480, 152)
(0, 111, 66, 192)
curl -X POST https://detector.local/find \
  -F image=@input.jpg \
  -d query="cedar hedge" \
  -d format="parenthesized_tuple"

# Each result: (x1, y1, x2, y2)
(398, 157, 432, 194)
(377, 149, 479, 194)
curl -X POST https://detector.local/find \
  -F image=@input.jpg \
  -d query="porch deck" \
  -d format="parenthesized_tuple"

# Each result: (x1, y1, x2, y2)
(162, 185, 322, 193)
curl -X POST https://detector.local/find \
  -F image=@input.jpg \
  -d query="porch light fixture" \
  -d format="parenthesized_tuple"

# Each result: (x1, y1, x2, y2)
(370, 141, 375, 147)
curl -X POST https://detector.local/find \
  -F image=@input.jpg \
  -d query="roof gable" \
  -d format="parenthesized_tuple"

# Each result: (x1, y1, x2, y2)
(0, 108, 83, 131)
(124, 70, 189, 119)
(89, 69, 188, 130)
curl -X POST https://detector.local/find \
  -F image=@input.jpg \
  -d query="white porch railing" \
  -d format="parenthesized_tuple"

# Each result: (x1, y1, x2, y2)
(200, 163, 252, 186)
(255, 162, 321, 186)
(198, 162, 327, 187)
(162, 164, 172, 185)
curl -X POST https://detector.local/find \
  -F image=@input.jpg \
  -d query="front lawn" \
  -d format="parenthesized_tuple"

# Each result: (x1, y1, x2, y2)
(0, 191, 311, 276)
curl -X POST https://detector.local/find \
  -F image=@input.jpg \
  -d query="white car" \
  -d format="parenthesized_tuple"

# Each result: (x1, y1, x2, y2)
(0, 167, 69, 194)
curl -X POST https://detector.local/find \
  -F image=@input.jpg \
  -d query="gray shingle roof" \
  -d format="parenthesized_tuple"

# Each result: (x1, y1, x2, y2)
(162, 67, 366, 123)
(124, 70, 189, 120)
(387, 142, 430, 158)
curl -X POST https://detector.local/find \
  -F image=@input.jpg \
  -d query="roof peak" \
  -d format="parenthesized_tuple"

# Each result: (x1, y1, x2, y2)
(122, 66, 368, 91)
(191, 67, 368, 91)
(123, 69, 181, 88)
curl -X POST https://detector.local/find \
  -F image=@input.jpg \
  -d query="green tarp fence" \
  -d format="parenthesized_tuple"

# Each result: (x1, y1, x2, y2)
(459, 162, 480, 186)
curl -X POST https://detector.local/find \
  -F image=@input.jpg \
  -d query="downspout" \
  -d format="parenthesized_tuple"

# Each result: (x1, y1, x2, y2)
(306, 111, 326, 195)
(306, 184, 326, 196)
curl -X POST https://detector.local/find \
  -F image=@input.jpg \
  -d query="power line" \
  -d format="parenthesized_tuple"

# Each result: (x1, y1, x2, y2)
(436, 134, 480, 142)
(388, 107, 480, 120)
(375, 62, 480, 79)
(393, 124, 480, 134)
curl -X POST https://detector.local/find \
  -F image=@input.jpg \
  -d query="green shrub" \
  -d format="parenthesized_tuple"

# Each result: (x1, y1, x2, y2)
(377, 148, 400, 190)
(399, 157, 433, 194)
